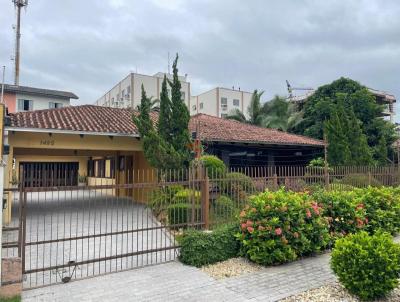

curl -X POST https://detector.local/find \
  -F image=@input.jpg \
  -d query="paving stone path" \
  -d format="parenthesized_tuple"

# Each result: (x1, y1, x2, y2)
(21, 235, 400, 301)
(22, 252, 335, 302)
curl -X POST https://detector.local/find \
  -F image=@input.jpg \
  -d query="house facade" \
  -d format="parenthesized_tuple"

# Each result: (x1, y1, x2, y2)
(3, 105, 324, 223)
(1, 84, 78, 113)
(95, 72, 191, 110)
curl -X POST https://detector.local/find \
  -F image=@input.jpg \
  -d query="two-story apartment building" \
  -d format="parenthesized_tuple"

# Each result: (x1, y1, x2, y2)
(95, 72, 191, 110)
(190, 87, 253, 118)
(1, 84, 78, 113)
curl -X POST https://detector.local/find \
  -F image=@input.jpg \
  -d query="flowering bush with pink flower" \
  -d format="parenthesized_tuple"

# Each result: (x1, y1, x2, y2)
(237, 188, 330, 265)
(312, 190, 368, 239)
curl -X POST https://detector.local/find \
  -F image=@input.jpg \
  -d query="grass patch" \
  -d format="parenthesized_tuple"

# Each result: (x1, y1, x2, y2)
(0, 296, 21, 302)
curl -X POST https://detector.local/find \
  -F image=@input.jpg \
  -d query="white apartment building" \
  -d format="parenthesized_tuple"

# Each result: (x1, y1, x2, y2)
(190, 87, 253, 118)
(95, 72, 191, 109)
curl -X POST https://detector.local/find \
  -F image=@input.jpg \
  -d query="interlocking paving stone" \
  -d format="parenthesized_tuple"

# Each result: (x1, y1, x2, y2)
(23, 237, 400, 302)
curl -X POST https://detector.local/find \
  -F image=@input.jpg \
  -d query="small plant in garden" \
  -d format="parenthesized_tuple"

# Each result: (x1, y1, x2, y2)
(331, 231, 400, 301)
(179, 224, 239, 267)
(149, 185, 184, 217)
(237, 189, 330, 265)
(191, 155, 226, 179)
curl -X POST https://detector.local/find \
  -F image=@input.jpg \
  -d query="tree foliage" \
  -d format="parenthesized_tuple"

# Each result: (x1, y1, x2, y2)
(132, 54, 191, 170)
(226, 92, 302, 132)
(296, 77, 396, 165)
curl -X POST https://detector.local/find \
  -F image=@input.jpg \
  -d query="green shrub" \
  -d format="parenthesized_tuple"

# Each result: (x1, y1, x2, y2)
(167, 203, 201, 226)
(149, 185, 184, 216)
(179, 224, 240, 267)
(312, 190, 367, 239)
(192, 155, 226, 179)
(173, 189, 201, 204)
(222, 172, 255, 193)
(341, 174, 381, 187)
(331, 231, 400, 300)
(212, 195, 236, 218)
(353, 187, 400, 234)
(237, 189, 330, 265)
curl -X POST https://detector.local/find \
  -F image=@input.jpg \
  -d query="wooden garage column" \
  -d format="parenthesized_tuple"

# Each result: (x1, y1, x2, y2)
(3, 146, 14, 225)
(114, 152, 120, 197)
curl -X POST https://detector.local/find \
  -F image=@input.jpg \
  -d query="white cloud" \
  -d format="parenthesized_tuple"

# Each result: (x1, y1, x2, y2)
(0, 0, 399, 120)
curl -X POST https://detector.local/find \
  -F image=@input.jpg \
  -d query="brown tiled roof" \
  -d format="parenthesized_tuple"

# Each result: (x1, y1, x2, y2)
(8, 105, 324, 146)
(8, 105, 141, 135)
(189, 114, 324, 147)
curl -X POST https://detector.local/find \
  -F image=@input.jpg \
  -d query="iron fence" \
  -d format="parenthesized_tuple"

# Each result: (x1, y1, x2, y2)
(1, 165, 399, 288)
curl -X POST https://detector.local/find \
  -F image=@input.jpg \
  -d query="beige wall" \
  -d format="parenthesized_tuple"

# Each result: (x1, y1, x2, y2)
(191, 87, 253, 118)
(96, 72, 190, 110)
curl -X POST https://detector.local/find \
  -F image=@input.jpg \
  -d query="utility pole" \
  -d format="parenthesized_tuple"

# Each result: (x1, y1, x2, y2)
(13, 0, 28, 86)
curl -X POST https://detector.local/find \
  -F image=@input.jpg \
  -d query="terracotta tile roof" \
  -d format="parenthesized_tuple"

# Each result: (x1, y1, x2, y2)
(189, 114, 324, 147)
(8, 105, 324, 146)
(8, 105, 142, 135)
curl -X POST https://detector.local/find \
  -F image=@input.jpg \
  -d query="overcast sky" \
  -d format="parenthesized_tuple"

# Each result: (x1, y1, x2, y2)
(0, 0, 399, 121)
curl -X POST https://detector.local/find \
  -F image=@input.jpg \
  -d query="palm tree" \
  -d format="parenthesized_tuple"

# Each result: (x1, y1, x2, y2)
(261, 95, 303, 131)
(226, 92, 303, 132)
(226, 90, 265, 126)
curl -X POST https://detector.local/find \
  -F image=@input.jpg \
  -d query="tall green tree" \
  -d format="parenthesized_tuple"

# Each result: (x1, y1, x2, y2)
(325, 105, 352, 165)
(132, 54, 191, 170)
(375, 136, 388, 165)
(157, 75, 172, 142)
(296, 77, 396, 164)
(168, 54, 191, 164)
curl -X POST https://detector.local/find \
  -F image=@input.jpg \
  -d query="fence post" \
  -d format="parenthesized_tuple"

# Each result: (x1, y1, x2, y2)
(200, 168, 209, 230)
(273, 173, 278, 190)
(368, 171, 372, 186)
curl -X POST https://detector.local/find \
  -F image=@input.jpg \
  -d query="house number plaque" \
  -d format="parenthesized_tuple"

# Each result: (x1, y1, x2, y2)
(40, 140, 55, 146)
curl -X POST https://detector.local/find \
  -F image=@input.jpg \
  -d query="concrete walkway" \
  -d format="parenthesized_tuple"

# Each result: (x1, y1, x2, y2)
(22, 252, 336, 302)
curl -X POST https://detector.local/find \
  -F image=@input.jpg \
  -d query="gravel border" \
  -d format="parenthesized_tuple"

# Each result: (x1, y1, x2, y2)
(280, 282, 400, 302)
(201, 257, 262, 280)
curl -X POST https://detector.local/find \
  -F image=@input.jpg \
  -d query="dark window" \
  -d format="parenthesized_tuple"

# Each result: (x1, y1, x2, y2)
(17, 99, 33, 111)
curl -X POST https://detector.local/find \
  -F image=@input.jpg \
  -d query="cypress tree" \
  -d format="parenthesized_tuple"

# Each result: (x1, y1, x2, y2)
(158, 75, 172, 142)
(375, 136, 388, 165)
(168, 54, 191, 163)
(325, 109, 351, 165)
(346, 107, 373, 165)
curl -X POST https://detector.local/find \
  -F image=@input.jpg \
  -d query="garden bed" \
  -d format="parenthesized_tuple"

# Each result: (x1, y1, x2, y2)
(280, 282, 400, 302)
(201, 257, 262, 280)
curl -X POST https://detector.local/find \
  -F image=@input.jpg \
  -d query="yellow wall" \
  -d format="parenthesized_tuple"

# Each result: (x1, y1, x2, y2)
(8, 131, 142, 151)
(87, 177, 116, 196)
(3, 131, 151, 224)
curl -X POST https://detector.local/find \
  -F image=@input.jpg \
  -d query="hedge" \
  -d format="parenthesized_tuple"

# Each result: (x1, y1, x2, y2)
(179, 224, 240, 267)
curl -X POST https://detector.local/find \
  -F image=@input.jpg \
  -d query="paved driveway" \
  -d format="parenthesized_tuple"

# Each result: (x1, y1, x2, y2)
(22, 253, 335, 302)
(3, 190, 176, 288)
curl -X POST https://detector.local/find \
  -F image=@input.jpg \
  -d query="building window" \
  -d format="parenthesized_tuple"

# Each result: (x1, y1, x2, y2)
(17, 99, 33, 111)
(127, 85, 131, 94)
(49, 102, 64, 109)
(121, 89, 125, 99)
(221, 97, 228, 111)
(233, 99, 240, 106)
(192, 105, 197, 111)
(200, 102, 204, 109)
(87, 158, 115, 178)
(181, 91, 185, 100)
